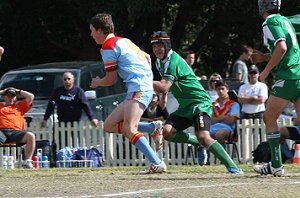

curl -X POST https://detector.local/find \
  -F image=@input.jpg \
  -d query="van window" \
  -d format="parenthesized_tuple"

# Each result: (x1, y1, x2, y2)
(0, 72, 77, 99)
(80, 66, 126, 97)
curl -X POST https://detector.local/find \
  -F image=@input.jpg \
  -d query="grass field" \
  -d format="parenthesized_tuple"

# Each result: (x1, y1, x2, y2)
(1, 164, 300, 197)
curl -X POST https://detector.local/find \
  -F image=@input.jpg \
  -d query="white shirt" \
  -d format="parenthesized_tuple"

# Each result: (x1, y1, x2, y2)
(238, 82, 268, 114)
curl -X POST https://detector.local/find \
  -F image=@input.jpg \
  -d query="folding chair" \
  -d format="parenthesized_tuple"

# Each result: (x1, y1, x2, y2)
(225, 128, 241, 164)
(0, 142, 24, 168)
(0, 119, 27, 168)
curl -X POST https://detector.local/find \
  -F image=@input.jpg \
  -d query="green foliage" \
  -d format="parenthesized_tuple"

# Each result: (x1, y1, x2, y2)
(0, 0, 298, 77)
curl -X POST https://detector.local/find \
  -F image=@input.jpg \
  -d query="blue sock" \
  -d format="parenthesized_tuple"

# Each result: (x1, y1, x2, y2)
(138, 122, 155, 134)
(131, 132, 161, 164)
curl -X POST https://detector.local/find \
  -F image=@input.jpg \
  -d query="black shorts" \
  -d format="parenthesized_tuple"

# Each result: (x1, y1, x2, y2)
(0, 129, 31, 145)
(165, 114, 193, 132)
(286, 127, 300, 140)
(165, 113, 211, 132)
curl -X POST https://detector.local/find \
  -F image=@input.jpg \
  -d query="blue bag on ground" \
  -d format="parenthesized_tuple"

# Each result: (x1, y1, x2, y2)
(75, 147, 104, 167)
(56, 147, 76, 161)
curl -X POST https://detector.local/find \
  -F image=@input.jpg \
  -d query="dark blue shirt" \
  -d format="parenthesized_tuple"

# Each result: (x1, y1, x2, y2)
(43, 86, 96, 122)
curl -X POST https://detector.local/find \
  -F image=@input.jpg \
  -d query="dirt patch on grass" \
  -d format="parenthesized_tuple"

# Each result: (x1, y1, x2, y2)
(0, 165, 300, 197)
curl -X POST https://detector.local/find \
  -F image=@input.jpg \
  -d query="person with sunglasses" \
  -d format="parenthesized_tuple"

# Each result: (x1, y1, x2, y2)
(207, 73, 223, 102)
(41, 72, 99, 128)
(238, 65, 268, 120)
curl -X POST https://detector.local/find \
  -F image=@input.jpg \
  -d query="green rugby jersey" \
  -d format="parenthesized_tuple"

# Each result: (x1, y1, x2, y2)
(155, 50, 212, 115)
(262, 14, 300, 80)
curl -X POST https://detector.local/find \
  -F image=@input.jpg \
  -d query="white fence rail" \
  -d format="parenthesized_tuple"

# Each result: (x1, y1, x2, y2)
(1, 118, 295, 166)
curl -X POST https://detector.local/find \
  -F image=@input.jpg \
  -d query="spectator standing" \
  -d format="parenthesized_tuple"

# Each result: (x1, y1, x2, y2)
(41, 72, 99, 127)
(238, 65, 268, 120)
(151, 31, 242, 174)
(184, 50, 196, 68)
(0, 87, 36, 168)
(232, 45, 253, 84)
(207, 73, 223, 102)
(184, 50, 201, 80)
(89, 13, 166, 174)
(252, 0, 300, 176)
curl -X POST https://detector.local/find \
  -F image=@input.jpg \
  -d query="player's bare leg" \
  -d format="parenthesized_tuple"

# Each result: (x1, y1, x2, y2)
(253, 95, 288, 176)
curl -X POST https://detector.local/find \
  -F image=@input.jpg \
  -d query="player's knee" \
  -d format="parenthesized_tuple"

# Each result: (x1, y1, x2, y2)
(23, 132, 35, 143)
(196, 130, 210, 140)
(162, 130, 174, 141)
(103, 122, 111, 132)
(103, 120, 120, 133)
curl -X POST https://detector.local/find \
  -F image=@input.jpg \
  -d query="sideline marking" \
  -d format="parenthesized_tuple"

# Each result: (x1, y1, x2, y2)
(99, 181, 300, 197)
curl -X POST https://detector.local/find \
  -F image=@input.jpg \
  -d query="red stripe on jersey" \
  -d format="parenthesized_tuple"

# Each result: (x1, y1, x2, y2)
(102, 36, 122, 50)
(104, 61, 117, 72)
(213, 99, 235, 117)
(105, 65, 117, 72)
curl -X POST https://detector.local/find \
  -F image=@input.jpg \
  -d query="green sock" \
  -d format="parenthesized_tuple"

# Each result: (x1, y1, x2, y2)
(208, 140, 239, 170)
(267, 131, 282, 168)
(170, 131, 200, 147)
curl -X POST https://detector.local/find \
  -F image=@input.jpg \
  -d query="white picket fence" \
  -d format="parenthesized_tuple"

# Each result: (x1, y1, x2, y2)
(1, 118, 295, 167)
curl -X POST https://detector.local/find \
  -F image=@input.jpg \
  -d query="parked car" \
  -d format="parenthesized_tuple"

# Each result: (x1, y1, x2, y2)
(0, 61, 127, 122)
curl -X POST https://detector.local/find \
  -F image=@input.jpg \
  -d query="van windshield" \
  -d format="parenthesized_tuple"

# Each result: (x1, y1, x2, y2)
(0, 72, 75, 99)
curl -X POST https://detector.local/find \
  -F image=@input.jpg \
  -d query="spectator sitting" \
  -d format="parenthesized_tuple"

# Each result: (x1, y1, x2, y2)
(141, 93, 169, 122)
(238, 65, 268, 120)
(207, 73, 223, 102)
(0, 87, 36, 168)
(210, 81, 240, 144)
(197, 80, 240, 165)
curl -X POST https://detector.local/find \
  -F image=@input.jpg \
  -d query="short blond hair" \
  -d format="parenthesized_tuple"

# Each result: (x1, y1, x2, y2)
(208, 73, 223, 90)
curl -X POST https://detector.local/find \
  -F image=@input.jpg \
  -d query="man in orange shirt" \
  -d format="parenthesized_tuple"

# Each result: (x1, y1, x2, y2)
(0, 87, 35, 168)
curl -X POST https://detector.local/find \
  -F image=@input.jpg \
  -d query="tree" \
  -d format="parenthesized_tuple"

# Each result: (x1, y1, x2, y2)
(0, 0, 298, 77)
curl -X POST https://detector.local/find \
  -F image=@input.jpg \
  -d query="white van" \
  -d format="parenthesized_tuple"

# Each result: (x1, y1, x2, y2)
(0, 61, 127, 122)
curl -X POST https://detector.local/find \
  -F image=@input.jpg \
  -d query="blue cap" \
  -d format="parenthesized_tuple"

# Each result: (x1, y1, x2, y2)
(42, 156, 48, 161)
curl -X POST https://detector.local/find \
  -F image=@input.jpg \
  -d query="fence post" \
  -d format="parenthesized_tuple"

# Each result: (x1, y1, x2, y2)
(240, 119, 249, 164)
